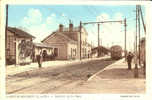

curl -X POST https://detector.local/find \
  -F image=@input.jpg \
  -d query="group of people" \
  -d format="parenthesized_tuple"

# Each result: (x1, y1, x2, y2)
(36, 50, 143, 71)
(126, 51, 145, 70)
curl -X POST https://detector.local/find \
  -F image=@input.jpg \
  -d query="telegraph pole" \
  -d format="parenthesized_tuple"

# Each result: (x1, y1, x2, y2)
(134, 5, 139, 78)
(98, 24, 100, 47)
(136, 6, 138, 61)
(80, 21, 82, 60)
(98, 24, 100, 57)
(124, 18, 127, 60)
(5, 5, 8, 63)
(138, 5, 141, 65)
(139, 6, 146, 34)
(139, 5, 146, 76)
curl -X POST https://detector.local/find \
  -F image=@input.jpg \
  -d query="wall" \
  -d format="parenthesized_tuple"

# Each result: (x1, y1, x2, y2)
(43, 27, 91, 60)
(67, 43, 77, 60)
(6, 30, 33, 65)
(6, 30, 16, 62)
(43, 34, 68, 60)
(34, 47, 53, 56)
(51, 43, 67, 60)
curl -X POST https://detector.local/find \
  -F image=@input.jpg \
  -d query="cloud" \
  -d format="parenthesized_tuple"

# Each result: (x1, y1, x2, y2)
(22, 8, 42, 27)
(46, 13, 57, 26)
(20, 9, 70, 43)
(21, 8, 59, 43)
(96, 13, 110, 22)
(61, 13, 65, 17)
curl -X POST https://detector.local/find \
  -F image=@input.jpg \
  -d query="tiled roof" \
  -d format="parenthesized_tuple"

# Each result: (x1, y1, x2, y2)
(42, 25, 88, 44)
(41, 31, 77, 44)
(7, 27, 35, 38)
(58, 27, 79, 32)
(56, 26, 88, 35)
(57, 26, 88, 42)
(92, 46, 110, 52)
(58, 32, 77, 43)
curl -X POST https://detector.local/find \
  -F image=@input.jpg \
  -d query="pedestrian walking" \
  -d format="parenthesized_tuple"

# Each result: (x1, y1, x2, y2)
(37, 51, 43, 68)
(127, 52, 133, 70)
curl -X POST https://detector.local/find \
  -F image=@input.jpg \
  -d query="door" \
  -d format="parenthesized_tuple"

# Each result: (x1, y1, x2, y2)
(54, 48, 58, 57)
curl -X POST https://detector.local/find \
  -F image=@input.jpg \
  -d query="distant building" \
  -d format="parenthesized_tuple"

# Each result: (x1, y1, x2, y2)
(91, 46, 110, 58)
(6, 27, 35, 65)
(42, 23, 92, 60)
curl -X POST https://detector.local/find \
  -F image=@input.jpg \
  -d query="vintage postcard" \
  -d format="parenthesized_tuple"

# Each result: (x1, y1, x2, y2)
(0, 0, 152, 100)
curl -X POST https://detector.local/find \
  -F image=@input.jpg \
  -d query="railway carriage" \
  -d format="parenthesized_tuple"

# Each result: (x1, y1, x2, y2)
(110, 45, 122, 60)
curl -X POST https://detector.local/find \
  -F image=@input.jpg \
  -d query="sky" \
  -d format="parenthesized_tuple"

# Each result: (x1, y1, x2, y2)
(7, 5, 146, 51)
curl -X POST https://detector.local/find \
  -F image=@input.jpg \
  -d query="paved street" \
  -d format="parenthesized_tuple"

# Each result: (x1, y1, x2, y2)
(6, 57, 116, 94)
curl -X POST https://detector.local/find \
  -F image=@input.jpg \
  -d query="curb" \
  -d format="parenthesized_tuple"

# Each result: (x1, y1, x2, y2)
(87, 58, 125, 82)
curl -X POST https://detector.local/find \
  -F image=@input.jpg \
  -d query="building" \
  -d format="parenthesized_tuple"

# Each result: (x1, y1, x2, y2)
(42, 23, 92, 60)
(139, 37, 145, 64)
(91, 46, 110, 58)
(6, 27, 35, 65)
(33, 43, 54, 62)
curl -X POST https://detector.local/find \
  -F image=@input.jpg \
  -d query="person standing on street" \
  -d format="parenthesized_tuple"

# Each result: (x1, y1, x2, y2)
(37, 51, 43, 68)
(127, 52, 133, 70)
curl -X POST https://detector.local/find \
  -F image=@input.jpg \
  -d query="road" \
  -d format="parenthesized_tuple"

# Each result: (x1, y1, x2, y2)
(6, 57, 116, 94)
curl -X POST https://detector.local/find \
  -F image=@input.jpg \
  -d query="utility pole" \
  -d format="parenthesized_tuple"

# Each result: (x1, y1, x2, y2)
(138, 5, 141, 65)
(136, 5, 138, 63)
(134, 5, 139, 78)
(98, 24, 100, 47)
(139, 5, 146, 76)
(79, 21, 82, 60)
(124, 18, 127, 60)
(98, 24, 100, 57)
(5, 5, 8, 63)
(139, 6, 146, 34)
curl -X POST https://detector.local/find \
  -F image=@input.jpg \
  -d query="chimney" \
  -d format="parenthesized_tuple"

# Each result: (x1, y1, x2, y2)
(69, 23, 73, 32)
(59, 24, 63, 32)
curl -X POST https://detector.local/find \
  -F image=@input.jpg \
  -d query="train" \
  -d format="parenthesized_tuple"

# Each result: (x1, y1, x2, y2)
(110, 45, 123, 60)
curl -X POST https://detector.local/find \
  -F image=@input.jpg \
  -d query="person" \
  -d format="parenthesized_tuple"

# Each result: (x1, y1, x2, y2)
(127, 52, 133, 70)
(37, 51, 43, 68)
